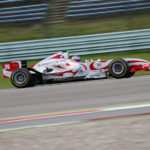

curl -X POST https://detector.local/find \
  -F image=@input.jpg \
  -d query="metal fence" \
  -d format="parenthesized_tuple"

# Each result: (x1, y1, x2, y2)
(0, 3, 48, 23)
(67, 0, 150, 18)
(1, 0, 150, 23)
(0, 29, 150, 63)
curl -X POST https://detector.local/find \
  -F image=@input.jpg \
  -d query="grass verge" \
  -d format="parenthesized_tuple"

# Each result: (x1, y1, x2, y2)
(0, 13, 150, 43)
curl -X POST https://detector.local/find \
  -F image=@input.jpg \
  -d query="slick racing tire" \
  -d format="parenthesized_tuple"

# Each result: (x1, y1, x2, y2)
(11, 68, 32, 88)
(109, 59, 130, 79)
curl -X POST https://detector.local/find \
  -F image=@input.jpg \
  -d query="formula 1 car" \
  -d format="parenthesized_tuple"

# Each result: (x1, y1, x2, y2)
(3, 50, 150, 88)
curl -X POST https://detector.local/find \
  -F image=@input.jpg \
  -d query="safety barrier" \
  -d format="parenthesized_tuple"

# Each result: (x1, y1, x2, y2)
(0, 0, 25, 4)
(0, 3, 48, 23)
(67, 0, 150, 17)
(0, 29, 150, 63)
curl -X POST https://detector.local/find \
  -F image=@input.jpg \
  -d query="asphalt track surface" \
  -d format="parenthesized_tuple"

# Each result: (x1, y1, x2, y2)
(0, 75, 150, 130)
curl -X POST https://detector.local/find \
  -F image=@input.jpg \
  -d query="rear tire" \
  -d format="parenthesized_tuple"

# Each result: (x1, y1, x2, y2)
(11, 68, 33, 88)
(109, 59, 130, 79)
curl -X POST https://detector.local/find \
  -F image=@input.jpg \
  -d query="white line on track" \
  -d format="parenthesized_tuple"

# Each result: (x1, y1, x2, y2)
(102, 104, 150, 111)
(0, 121, 82, 132)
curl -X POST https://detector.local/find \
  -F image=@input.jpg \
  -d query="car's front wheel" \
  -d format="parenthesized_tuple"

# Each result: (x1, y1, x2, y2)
(109, 59, 130, 79)
(11, 68, 33, 88)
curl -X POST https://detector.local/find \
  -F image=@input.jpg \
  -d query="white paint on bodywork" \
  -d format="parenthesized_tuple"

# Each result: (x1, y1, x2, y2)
(29, 53, 150, 80)
(2, 69, 12, 78)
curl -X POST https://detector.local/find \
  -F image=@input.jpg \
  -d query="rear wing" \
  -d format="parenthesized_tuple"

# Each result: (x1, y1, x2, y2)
(2, 61, 27, 78)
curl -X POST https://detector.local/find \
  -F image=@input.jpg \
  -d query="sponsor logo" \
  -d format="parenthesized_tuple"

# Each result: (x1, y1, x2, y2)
(4, 64, 10, 70)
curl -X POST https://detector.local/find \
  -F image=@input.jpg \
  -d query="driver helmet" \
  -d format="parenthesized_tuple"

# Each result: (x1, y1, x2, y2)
(71, 56, 82, 62)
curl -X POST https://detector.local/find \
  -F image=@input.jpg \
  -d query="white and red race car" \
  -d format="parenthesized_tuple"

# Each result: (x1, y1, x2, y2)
(2, 51, 150, 88)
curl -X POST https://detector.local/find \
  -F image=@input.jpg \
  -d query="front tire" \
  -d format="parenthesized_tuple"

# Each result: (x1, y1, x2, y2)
(109, 59, 129, 79)
(11, 68, 32, 88)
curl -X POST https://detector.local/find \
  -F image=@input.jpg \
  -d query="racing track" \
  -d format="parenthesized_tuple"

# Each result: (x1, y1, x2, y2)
(0, 75, 150, 130)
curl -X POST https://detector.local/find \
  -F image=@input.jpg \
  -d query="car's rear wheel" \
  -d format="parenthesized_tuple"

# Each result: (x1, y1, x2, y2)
(109, 59, 130, 79)
(11, 68, 33, 88)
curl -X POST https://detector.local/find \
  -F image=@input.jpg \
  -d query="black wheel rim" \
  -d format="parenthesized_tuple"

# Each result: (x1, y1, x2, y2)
(112, 62, 124, 75)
